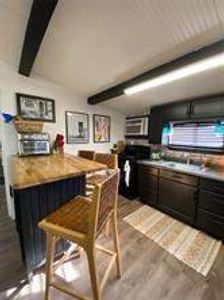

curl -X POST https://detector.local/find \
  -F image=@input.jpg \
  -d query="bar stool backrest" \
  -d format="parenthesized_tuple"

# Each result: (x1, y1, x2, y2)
(90, 169, 120, 238)
(95, 153, 118, 170)
(78, 150, 95, 160)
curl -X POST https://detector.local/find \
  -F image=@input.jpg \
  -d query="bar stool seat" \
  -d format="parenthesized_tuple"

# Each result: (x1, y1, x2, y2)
(46, 196, 92, 235)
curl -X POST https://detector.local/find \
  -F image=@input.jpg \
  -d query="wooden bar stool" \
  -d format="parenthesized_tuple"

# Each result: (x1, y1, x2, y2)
(86, 153, 118, 237)
(39, 169, 121, 300)
(78, 150, 96, 161)
(87, 153, 118, 186)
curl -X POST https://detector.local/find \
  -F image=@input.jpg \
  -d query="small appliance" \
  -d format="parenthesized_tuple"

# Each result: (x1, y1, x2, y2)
(17, 133, 50, 156)
(125, 116, 149, 137)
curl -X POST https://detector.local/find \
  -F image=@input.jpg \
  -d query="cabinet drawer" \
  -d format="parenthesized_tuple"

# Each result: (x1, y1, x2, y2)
(197, 209, 224, 240)
(200, 178, 224, 194)
(160, 169, 198, 186)
(198, 190, 224, 217)
(139, 165, 159, 176)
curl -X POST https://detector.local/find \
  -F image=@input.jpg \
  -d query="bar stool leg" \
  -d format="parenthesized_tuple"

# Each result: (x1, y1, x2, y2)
(111, 213, 122, 278)
(45, 233, 55, 300)
(86, 246, 101, 300)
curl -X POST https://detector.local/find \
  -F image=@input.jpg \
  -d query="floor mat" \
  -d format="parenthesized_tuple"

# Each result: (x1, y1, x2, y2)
(124, 205, 222, 276)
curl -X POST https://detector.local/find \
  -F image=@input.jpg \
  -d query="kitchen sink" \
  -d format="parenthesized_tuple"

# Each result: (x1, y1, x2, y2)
(157, 161, 208, 173)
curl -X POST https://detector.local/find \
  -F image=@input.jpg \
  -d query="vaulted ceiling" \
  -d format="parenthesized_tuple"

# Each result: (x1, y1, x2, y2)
(1, 0, 224, 115)
(0, 0, 32, 67)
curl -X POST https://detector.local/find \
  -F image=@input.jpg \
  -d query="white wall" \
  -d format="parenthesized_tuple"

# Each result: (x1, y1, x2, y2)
(0, 60, 125, 218)
(0, 89, 2, 143)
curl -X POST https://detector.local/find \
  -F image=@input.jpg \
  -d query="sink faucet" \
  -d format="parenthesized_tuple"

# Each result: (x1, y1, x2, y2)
(187, 156, 190, 165)
(200, 153, 205, 169)
(185, 152, 191, 165)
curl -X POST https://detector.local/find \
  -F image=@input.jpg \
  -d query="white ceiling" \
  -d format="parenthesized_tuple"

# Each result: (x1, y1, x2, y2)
(0, 0, 31, 67)
(1, 0, 224, 115)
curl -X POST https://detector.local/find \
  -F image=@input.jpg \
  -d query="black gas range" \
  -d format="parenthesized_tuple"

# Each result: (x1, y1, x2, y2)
(118, 145, 151, 199)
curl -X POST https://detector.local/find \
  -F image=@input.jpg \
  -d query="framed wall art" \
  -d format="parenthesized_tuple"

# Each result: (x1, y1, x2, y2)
(65, 111, 89, 144)
(93, 114, 110, 143)
(16, 93, 56, 122)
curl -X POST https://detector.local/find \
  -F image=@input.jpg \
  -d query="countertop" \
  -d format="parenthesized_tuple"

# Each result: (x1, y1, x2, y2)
(138, 159, 224, 182)
(12, 154, 107, 190)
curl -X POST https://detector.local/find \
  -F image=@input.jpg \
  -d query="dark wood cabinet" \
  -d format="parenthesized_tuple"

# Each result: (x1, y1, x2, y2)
(138, 165, 159, 206)
(158, 176, 197, 225)
(200, 177, 224, 194)
(163, 101, 190, 121)
(197, 178, 224, 240)
(149, 94, 224, 146)
(160, 169, 198, 186)
(138, 163, 224, 239)
(149, 106, 163, 144)
(197, 210, 224, 240)
(138, 166, 198, 224)
(191, 97, 224, 119)
(198, 190, 224, 217)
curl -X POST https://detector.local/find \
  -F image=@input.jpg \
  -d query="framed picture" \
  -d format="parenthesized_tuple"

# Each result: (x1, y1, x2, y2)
(93, 114, 110, 143)
(16, 93, 56, 122)
(65, 111, 89, 144)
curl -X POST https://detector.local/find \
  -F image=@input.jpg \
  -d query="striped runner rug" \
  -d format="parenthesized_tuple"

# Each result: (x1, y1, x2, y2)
(124, 205, 222, 276)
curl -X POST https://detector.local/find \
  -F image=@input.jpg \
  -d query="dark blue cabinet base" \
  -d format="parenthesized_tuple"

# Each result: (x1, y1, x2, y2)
(14, 175, 85, 275)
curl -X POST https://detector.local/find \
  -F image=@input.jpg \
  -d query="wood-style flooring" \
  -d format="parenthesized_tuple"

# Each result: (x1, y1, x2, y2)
(0, 188, 224, 300)
(0, 185, 26, 299)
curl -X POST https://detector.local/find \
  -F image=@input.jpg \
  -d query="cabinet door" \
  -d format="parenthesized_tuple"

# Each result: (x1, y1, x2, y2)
(198, 190, 224, 218)
(191, 97, 224, 119)
(138, 165, 158, 206)
(149, 106, 163, 144)
(158, 178, 197, 224)
(200, 178, 224, 194)
(163, 102, 190, 121)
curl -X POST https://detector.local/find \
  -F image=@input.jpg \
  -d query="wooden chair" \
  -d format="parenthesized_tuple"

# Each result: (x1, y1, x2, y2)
(39, 169, 121, 300)
(87, 153, 118, 186)
(78, 150, 96, 161)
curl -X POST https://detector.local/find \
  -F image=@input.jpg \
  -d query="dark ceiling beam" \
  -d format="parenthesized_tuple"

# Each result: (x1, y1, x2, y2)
(88, 39, 224, 105)
(18, 0, 58, 76)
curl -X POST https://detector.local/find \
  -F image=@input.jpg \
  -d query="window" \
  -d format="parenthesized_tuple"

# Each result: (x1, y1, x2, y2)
(162, 121, 224, 153)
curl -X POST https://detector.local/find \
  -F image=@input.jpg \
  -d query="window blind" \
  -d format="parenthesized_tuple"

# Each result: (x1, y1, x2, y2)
(167, 122, 224, 151)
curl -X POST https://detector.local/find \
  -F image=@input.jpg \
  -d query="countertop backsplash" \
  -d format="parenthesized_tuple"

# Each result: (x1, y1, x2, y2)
(151, 145, 224, 170)
(125, 139, 224, 170)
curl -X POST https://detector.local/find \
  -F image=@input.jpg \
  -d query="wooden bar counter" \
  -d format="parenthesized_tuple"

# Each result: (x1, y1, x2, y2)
(12, 154, 107, 276)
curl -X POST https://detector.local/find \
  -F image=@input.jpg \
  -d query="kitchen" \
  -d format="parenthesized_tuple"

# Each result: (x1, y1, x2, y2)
(1, 1, 224, 300)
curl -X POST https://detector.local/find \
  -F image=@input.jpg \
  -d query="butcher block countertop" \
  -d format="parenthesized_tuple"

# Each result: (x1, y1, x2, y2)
(12, 154, 107, 190)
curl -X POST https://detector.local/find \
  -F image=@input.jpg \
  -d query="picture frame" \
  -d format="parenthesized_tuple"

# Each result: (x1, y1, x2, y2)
(93, 114, 110, 143)
(16, 93, 56, 122)
(65, 111, 89, 144)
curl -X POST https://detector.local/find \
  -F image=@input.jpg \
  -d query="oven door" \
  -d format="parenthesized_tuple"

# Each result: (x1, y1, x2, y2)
(18, 140, 50, 156)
